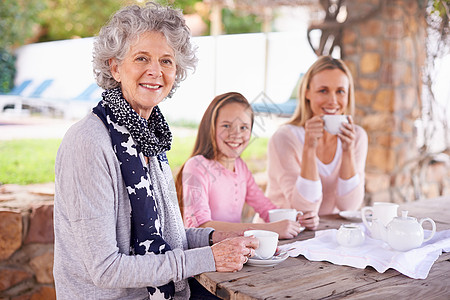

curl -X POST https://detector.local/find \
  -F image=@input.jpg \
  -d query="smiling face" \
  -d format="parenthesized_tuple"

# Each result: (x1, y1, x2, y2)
(110, 31, 176, 119)
(305, 68, 350, 116)
(215, 102, 252, 169)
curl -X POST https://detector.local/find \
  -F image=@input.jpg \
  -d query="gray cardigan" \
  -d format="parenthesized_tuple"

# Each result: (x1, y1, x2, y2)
(53, 113, 216, 299)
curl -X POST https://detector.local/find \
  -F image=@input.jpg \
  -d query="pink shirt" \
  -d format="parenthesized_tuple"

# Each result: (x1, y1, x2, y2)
(182, 155, 276, 227)
(266, 124, 368, 215)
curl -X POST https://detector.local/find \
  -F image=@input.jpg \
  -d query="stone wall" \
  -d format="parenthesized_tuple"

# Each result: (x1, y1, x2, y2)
(341, 0, 450, 204)
(0, 184, 55, 300)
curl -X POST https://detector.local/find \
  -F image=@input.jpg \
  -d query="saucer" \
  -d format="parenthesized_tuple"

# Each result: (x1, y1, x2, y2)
(339, 210, 368, 222)
(246, 250, 289, 267)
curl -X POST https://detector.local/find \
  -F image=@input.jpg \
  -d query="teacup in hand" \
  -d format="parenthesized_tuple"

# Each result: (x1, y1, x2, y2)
(268, 208, 303, 222)
(244, 230, 278, 259)
(322, 115, 349, 135)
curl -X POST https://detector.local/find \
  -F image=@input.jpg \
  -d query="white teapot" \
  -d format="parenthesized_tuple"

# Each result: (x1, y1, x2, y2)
(384, 210, 436, 251)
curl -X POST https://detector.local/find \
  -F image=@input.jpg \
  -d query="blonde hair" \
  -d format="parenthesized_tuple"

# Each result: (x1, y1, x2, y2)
(288, 56, 355, 126)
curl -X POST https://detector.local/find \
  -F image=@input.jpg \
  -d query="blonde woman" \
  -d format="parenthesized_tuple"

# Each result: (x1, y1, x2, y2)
(266, 56, 368, 219)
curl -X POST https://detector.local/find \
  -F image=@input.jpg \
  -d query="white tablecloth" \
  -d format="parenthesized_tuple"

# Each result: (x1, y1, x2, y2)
(279, 227, 450, 279)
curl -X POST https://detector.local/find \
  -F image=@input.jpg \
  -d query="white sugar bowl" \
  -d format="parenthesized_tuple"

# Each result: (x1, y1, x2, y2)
(336, 224, 365, 247)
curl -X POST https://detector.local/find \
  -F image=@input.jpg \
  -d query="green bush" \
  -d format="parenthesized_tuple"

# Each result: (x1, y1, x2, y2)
(222, 8, 262, 34)
(0, 49, 16, 93)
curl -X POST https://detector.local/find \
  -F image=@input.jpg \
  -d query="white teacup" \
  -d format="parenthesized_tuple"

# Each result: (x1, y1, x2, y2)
(362, 202, 399, 227)
(322, 115, 349, 135)
(244, 230, 278, 259)
(361, 202, 399, 240)
(268, 208, 303, 222)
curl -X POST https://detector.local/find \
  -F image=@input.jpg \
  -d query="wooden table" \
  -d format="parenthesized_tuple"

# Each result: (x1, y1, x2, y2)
(196, 196, 450, 299)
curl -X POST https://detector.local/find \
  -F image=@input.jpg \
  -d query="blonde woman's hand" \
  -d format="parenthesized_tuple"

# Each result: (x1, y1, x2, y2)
(304, 115, 325, 149)
(338, 115, 356, 152)
(269, 219, 304, 239)
(211, 236, 258, 272)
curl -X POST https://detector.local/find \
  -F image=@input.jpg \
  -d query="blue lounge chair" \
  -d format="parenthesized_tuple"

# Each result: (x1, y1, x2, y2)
(251, 73, 303, 118)
(16, 79, 55, 115)
(73, 83, 101, 101)
(0, 80, 33, 112)
(63, 83, 102, 119)
(0, 80, 32, 96)
(252, 98, 298, 117)
(28, 79, 54, 98)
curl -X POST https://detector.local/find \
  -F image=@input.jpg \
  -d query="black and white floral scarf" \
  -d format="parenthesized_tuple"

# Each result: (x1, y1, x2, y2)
(93, 87, 187, 299)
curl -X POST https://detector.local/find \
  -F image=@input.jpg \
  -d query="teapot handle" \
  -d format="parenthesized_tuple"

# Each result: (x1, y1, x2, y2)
(420, 217, 436, 243)
(361, 207, 373, 231)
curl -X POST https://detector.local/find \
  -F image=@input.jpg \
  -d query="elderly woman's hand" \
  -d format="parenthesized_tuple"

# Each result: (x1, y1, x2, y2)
(211, 236, 259, 272)
(212, 231, 242, 244)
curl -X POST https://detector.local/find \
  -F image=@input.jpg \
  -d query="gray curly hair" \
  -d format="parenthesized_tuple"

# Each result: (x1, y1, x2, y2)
(93, 2, 197, 98)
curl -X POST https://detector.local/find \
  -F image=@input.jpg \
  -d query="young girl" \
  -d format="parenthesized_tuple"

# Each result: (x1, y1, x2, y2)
(175, 92, 310, 239)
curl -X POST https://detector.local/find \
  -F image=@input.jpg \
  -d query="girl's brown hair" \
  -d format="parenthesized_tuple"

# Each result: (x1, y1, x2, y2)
(175, 92, 254, 217)
(288, 56, 355, 127)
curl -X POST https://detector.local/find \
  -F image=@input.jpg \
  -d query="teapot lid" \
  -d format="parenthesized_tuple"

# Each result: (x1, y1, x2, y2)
(393, 210, 416, 222)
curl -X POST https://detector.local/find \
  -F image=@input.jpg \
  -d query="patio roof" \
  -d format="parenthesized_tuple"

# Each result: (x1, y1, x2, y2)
(204, 0, 319, 7)
(204, 0, 323, 35)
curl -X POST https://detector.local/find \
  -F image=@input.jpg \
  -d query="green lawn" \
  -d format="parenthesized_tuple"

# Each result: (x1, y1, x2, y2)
(0, 139, 62, 185)
(0, 135, 268, 185)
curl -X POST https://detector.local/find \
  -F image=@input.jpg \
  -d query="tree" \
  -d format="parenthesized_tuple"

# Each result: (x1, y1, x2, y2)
(0, 0, 133, 92)
(37, 0, 129, 42)
(0, 0, 46, 92)
(0, 0, 46, 49)
(162, 0, 202, 14)
(221, 8, 262, 34)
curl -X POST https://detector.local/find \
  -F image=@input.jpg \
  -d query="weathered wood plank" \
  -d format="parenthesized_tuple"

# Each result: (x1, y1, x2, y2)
(324, 256, 450, 299)
(213, 255, 450, 300)
(195, 268, 258, 295)
(216, 258, 400, 299)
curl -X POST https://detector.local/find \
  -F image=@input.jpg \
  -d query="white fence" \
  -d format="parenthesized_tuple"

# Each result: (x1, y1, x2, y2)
(9, 31, 317, 122)
(7, 31, 449, 146)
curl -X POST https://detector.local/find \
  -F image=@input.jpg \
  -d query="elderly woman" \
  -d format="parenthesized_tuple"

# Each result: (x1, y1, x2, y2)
(53, 3, 257, 300)
(266, 56, 368, 226)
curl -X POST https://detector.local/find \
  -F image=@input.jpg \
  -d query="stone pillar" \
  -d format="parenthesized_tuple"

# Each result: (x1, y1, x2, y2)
(0, 184, 56, 299)
(342, 0, 427, 203)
